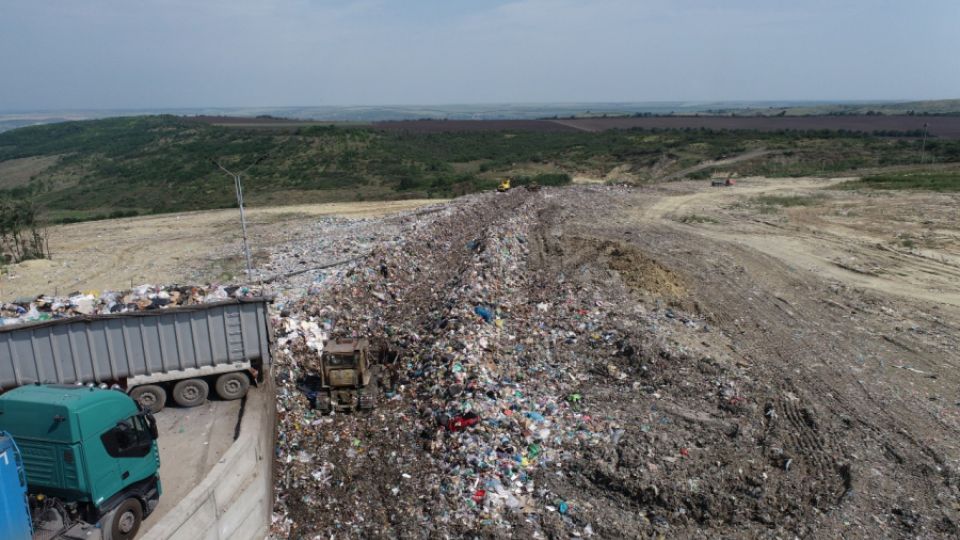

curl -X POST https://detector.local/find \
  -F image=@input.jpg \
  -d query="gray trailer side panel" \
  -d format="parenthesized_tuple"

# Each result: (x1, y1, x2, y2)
(0, 299, 271, 390)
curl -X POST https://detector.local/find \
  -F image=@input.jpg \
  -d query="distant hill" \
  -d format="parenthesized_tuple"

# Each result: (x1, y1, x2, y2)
(2, 99, 958, 132)
(704, 99, 960, 117)
(1, 115, 959, 223)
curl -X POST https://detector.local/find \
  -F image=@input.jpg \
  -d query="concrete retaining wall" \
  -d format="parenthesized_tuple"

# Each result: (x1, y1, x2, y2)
(141, 380, 275, 540)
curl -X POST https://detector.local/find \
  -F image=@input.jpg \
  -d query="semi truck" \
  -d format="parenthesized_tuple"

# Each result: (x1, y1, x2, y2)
(0, 298, 272, 412)
(0, 384, 162, 540)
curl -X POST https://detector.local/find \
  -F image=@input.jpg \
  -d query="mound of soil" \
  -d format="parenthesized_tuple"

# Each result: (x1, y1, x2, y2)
(270, 184, 960, 539)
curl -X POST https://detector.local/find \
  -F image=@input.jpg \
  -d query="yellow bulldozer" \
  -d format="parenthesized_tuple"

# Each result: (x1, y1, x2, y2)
(297, 338, 378, 413)
(496, 178, 511, 192)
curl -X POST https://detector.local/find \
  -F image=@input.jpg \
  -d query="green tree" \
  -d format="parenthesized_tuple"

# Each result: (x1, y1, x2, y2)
(0, 193, 49, 263)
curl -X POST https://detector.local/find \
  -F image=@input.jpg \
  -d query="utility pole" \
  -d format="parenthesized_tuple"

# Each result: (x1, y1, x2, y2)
(919, 123, 929, 164)
(212, 154, 268, 279)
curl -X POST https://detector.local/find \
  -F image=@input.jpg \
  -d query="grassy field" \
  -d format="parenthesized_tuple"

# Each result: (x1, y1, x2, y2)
(0, 155, 62, 189)
(1, 115, 960, 222)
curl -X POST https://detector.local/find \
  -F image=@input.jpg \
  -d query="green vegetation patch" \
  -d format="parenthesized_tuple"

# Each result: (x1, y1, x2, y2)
(676, 214, 719, 224)
(686, 169, 713, 180)
(512, 173, 572, 187)
(838, 170, 960, 192)
(1, 115, 959, 223)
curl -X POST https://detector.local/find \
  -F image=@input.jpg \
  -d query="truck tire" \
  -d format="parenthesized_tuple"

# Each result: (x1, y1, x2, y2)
(101, 498, 143, 540)
(172, 378, 209, 407)
(215, 372, 250, 400)
(129, 385, 167, 413)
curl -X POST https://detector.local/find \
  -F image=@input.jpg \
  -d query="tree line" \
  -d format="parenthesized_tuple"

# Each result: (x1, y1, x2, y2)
(0, 191, 49, 264)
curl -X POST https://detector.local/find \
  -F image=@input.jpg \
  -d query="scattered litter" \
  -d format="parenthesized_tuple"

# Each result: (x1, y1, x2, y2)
(1, 284, 261, 327)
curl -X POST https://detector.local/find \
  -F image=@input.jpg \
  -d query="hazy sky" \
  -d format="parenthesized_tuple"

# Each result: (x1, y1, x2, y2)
(1, 0, 958, 110)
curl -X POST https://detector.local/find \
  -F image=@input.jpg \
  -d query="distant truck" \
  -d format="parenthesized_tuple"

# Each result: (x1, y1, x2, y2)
(0, 384, 162, 539)
(0, 298, 272, 412)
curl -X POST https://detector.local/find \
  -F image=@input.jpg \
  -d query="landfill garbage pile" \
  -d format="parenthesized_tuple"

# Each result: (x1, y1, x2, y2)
(0, 283, 261, 327)
(269, 186, 849, 538)
(256, 215, 412, 304)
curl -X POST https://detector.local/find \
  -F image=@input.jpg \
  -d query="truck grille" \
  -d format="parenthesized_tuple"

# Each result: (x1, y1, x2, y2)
(329, 370, 356, 387)
(18, 442, 57, 486)
(16, 441, 80, 492)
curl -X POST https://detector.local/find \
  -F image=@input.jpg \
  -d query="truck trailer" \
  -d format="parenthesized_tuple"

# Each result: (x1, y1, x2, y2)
(0, 298, 272, 412)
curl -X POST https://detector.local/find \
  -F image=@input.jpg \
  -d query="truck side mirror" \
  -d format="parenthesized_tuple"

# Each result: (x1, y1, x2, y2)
(147, 413, 160, 440)
(145, 412, 159, 440)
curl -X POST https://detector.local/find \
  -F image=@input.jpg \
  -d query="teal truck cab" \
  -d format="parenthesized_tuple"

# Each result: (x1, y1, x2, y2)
(0, 384, 161, 540)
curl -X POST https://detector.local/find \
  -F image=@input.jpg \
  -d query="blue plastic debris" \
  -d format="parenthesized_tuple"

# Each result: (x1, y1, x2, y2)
(474, 306, 494, 323)
(525, 411, 545, 422)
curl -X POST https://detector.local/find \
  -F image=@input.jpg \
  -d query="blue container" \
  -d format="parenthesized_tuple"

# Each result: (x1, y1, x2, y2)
(0, 431, 33, 540)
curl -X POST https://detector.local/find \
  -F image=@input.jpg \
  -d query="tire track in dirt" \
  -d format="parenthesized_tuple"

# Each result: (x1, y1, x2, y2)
(607, 189, 960, 535)
(525, 193, 859, 535)
(638, 178, 960, 309)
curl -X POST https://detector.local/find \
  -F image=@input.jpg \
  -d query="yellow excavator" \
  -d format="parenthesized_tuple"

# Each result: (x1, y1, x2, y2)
(497, 178, 511, 192)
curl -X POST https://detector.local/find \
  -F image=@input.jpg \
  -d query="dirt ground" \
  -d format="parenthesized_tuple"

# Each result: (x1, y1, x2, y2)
(652, 177, 960, 307)
(0, 199, 440, 301)
(270, 178, 960, 538)
(562, 179, 960, 537)
(147, 398, 240, 525)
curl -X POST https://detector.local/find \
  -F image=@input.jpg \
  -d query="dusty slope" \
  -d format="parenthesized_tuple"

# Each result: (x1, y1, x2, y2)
(648, 178, 960, 307)
(272, 181, 960, 538)
(0, 199, 441, 300)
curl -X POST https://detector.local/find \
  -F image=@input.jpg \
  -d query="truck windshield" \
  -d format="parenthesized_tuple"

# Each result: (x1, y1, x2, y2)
(326, 354, 355, 367)
(101, 416, 153, 458)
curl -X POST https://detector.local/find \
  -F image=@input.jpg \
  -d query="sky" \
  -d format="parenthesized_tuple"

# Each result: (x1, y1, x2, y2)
(1, 0, 958, 110)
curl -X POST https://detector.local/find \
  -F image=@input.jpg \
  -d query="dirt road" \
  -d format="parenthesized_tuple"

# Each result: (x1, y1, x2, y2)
(271, 179, 960, 538)
(657, 148, 772, 181)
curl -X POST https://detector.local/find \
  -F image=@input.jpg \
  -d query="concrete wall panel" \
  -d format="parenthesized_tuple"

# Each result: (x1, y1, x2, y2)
(140, 378, 275, 540)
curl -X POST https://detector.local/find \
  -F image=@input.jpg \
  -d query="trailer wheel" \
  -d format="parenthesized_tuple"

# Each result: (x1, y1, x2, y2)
(172, 378, 209, 407)
(215, 372, 250, 400)
(129, 385, 167, 413)
(101, 498, 142, 540)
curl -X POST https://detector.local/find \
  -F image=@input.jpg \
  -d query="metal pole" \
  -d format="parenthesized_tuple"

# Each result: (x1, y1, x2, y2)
(234, 174, 253, 278)
(919, 123, 928, 164)
(214, 158, 265, 281)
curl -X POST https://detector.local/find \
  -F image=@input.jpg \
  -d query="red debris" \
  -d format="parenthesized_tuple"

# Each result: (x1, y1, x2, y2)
(447, 415, 480, 432)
